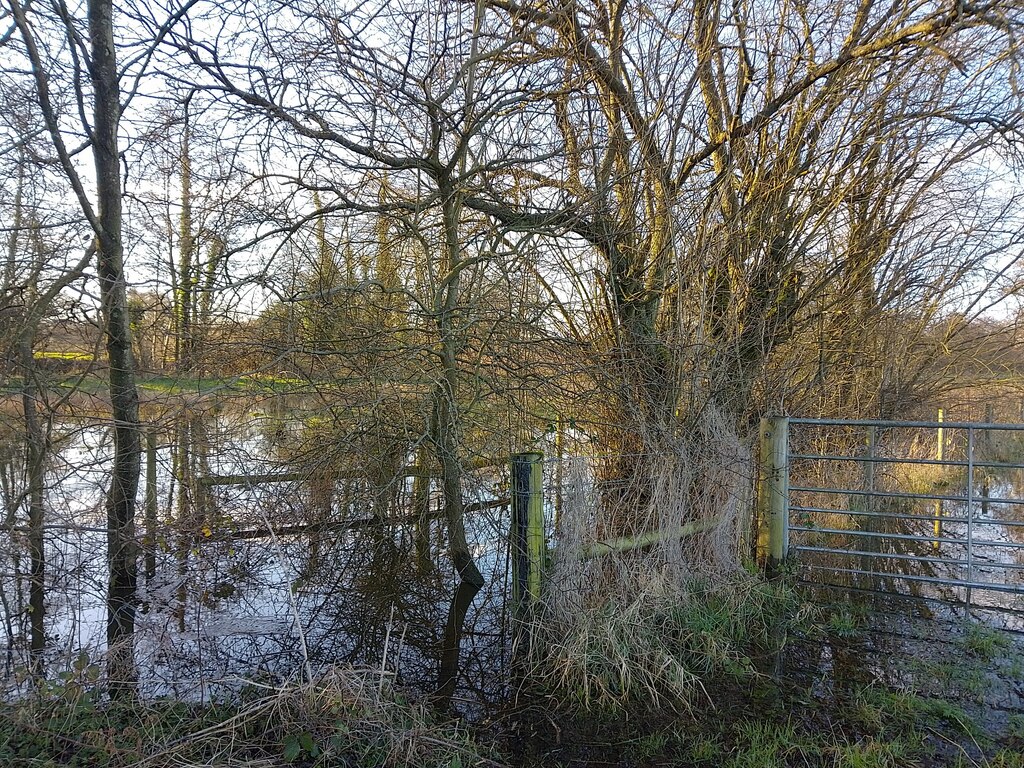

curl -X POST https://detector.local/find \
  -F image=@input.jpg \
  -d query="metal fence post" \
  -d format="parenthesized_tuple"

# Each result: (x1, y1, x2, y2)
(511, 451, 544, 609)
(144, 427, 158, 581)
(967, 427, 975, 611)
(933, 408, 945, 550)
(860, 426, 879, 590)
(981, 404, 992, 518)
(759, 417, 790, 570)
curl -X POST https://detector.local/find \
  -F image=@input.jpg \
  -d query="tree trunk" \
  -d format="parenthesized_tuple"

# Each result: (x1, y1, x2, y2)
(7, 165, 45, 668)
(90, 0, 141, 695)
(427, 188, 484, 704)
(434, 191, 483, 592)
(176, 96, 195, 373)
(18, 335, 45, 671)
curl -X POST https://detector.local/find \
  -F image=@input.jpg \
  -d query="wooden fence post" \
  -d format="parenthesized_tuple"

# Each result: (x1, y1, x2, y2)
(758, 417, 790, 570)
(511, 451, 544, 609)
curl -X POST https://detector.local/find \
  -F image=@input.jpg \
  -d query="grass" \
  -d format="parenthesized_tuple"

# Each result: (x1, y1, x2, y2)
(559, 680, 996, 768)
(990, 750, 1024, 768)
(848, 687, 919, 733)
(1008, 714, 1024, 741)
(686, 732, 724, 763)
(1, 371, 311, 401)
(5, 625, 1017, 768)
(527, 575, 800, 713)
(506, 579, 1024, 767)
(33, 350, 95, 362)
(957, 621, 1012, 662)
(726, 720, 798, 767)
(593, 699, 963, 768)
(4, 578, 1019, 768)
(1003, 656, 1024, 679)
(849, 681, 986, 742)
(834, 737, 915, 768)
(0, 667, 491, 768)
(624, 731, 669, 760)
(907, 656, 992, 702)
(825, 609, 861, 639)
(139, 373, 308, 396)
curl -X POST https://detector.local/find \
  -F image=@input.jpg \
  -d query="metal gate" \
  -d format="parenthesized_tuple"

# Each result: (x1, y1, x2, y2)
(760, 417, 1024, 610)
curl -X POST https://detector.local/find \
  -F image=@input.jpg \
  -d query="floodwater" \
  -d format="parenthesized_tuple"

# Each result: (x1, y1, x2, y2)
(0, 405, 514, 712)
(784, 426, 1024, 746)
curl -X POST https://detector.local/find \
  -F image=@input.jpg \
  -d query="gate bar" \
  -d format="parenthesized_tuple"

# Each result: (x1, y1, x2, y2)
(800, 564, 1024, 596)
(788, 417, 1024, 430)
(790, 453, 1024, 470)
(793, 545, 968, 567)
(789, 486, 1024, 505)
(790, 524, 1024, 549)
(791, 505, 970, 525)
(792, 504, 1024, 528)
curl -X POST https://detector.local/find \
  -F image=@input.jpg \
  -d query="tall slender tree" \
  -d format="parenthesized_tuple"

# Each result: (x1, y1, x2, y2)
(7, 0, 141, 692)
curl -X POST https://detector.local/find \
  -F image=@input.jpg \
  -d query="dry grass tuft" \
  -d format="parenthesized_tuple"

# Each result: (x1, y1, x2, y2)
(528, 406, 795, 713)
(526, 574, 796, 714)
(549, 405, 750, 611)
(156, 667, 491, 768)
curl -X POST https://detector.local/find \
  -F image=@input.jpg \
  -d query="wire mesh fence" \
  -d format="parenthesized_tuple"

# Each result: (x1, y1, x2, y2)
(16, 404, 1024, 706)
(0, 390, 769, 710)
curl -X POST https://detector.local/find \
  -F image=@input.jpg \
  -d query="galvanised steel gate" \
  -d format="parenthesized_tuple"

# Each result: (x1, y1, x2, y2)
(759, 417, 1024, 610)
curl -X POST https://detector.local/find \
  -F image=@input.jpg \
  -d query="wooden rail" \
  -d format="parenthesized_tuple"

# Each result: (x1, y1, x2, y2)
(226, 497, 510, 540)
(580, 517, 723, 560)
(7, 498, 511, 540)
(200, 457, 505, 487)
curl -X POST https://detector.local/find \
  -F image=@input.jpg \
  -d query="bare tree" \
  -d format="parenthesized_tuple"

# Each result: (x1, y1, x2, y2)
(163, 0, 575, 700)
(0, 73, 96, 671)
(163, 0, 1024, 587)
(6, 0, 142, 691)
(473, 0, 1024, 436)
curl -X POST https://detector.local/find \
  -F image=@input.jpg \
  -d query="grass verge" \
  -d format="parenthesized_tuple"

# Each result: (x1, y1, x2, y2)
(0, 667, 492, 767)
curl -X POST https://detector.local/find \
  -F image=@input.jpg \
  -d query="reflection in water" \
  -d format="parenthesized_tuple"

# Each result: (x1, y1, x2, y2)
(0, 427, 26, 675)
(0, 407, 512, 714)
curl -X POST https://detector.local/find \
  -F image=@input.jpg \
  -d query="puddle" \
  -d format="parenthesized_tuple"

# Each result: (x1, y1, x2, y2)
(786, 588, 1024, 743)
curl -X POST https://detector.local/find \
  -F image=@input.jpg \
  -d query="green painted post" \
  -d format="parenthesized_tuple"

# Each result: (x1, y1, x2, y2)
(763, 417, 790, 570)
(511, 451, 544, 609)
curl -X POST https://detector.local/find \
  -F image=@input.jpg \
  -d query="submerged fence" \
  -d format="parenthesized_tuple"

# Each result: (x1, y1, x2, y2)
(760, 416, 1024, 610)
